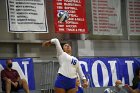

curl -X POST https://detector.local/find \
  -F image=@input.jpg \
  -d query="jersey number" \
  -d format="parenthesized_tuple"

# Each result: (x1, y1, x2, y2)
(71, 59, 77, 65)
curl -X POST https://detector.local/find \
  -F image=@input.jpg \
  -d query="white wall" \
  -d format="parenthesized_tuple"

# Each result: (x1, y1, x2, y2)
(78, 40, 140, 57)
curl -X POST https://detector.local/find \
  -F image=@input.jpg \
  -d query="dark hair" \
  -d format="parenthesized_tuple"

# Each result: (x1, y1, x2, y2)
(61, 42, 71, 50)
(6, 59, 12, 64)
(60, 43, 65, 50)
(134, 68, 140, 76)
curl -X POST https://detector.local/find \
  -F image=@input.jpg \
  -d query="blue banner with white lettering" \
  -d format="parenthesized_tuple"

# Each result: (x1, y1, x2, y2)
(0, 58, 35, 90)
(79, 57, 140, 87)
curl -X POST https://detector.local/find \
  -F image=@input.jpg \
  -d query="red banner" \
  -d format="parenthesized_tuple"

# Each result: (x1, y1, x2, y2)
(53, 0, 88, 34)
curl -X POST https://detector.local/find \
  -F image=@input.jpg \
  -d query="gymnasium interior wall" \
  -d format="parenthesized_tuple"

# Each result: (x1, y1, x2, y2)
(0, 0, 140, 92)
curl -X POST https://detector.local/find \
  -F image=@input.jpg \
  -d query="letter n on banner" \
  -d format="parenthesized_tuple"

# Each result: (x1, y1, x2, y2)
(0, 58, 35, 90)
(53, 0, 88, 34)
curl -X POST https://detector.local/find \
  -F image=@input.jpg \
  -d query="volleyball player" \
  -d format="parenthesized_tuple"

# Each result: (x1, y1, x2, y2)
(42, 38, 88, 93)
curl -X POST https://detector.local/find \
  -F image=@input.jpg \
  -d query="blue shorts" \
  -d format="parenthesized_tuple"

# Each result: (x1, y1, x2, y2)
(55, 73, 76, 91)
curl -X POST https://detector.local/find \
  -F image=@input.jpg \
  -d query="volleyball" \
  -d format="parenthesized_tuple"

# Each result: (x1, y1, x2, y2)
(57, 10, 69, 22)
(104, 88, 112, 93)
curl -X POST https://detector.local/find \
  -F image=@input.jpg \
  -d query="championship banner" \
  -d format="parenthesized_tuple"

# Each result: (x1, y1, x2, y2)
(6, 0, 48, 33)
(0, 58, 35, 90)
(127, 0, 140, 35)
(79, 57, 140, 87)
(53, 0, 88, 33)
(92, 0, 122, 35)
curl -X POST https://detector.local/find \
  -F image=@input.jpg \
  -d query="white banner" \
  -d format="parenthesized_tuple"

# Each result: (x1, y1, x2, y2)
(92, 0, 122, 35)
(127, 0, 140, 35)
(7, 0, 48, 33)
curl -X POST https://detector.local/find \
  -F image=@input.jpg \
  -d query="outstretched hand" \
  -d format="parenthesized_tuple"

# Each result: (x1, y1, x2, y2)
(42, 41, 51, 47)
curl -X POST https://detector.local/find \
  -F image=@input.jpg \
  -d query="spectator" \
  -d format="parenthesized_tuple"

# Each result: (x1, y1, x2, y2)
(1, 59, 30, 93)
(125, 82, 140, 93)
(112, 80, 128, 93)
(124, 67, 140, 93)
(132, 68, 140, 89)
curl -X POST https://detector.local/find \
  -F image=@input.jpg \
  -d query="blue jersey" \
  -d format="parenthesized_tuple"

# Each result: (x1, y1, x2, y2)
(77, 87, 84, 93)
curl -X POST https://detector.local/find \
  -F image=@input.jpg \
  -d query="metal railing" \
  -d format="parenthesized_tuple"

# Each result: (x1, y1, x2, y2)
(34, 61, 106, 93)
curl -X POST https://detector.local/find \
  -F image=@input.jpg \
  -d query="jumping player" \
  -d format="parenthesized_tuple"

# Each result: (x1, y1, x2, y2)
(42, 38, 88, 93)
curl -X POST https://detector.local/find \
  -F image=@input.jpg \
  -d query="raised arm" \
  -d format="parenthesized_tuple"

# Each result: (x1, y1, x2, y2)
(42, 38, 63, 56)
(77, 62, 88, 88)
